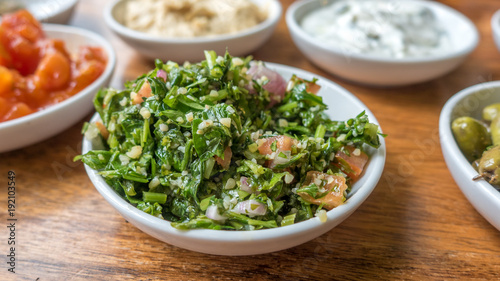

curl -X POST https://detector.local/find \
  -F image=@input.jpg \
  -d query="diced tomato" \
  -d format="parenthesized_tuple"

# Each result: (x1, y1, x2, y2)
(74, 60, 105, 92)
(40, 39, 70, 59)
(333, 146, 369, 181)
(78, 46, 107, 65)
(95, 121, 109, 140)
(0, 10, 44, 75)
(0, 10, 42, 42)
(2, 102, 33, 121)
(0, 43, 12, 67)
(132, 81, 152, 105)
(257, 135, 296, 155)
(0, 66, 13, 95)
(34, 50, 71, 91)
(215, 146, 232, 170)
(296, 77, 321, 94)
(298, 171, 348, 210)
(0, 97, 8, 117)
(24, 85, 49, 107)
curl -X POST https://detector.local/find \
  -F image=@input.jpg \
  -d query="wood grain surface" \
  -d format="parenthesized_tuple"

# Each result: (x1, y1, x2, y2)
(2, 0, 500, 280)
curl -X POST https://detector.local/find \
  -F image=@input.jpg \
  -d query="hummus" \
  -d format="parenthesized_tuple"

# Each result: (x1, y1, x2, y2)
(123, 0, 267, 38)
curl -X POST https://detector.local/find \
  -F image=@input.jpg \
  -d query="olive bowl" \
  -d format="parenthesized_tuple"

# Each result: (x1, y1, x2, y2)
(439, 81, 500, 231)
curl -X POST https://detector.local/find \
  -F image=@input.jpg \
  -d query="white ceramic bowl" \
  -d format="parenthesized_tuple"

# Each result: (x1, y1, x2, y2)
(286, 0, 479, 87)
(104, 0, 282, 63)
(0, 0, 79, 24)
(439, 81, 500, 231)
(492, 9, 500, 52)
(82, 63, 386, 256)
(0, 24, 116, 153)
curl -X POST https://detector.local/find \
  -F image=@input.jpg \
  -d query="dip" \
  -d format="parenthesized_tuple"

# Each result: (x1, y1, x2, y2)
(301, 0, 451, 58)
(123, 0, 267, 38)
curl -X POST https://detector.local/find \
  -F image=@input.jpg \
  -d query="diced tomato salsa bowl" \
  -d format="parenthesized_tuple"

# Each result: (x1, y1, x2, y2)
(0, 11, 116, 153)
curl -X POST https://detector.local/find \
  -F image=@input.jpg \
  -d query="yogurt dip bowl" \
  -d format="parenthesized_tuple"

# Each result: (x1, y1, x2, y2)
(286, 0, 479, 86)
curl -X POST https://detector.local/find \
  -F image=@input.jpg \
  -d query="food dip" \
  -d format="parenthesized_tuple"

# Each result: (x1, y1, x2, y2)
(123, 0, 267, 38)
(301, 0, 451, 58)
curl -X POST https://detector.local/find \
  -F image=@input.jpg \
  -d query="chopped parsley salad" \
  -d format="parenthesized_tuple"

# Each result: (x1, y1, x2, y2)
(76, 51, 383, 231)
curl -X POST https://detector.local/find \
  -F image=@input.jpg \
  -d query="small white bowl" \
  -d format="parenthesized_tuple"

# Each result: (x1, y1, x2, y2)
(82, 63, 386, 256)
(0, 0, 79, 24)
(286, 0, 479, 87)
(491, 9, 500, 52)
(439, 81, 500, 231)
(0, 24, 116, 153)
(104, 0, 282, 63)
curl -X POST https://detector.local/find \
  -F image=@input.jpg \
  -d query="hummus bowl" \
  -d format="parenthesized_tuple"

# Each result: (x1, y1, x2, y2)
(104, 0, 282, 63)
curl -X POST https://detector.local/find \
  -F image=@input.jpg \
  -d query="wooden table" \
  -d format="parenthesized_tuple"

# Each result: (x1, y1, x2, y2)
(2, 0, 500, 280)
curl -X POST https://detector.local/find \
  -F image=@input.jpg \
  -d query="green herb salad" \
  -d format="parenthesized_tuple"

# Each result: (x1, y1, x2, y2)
(76, 51, 383, 231)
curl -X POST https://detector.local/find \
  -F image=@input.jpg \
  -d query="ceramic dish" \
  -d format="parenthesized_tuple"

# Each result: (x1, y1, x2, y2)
(439, 81, 500, 231)
(104, 0, 282, 63)
(82, 63, 386, 256)
(0, 0, 79, 24)
(286, 0, 479, 87)
(492, 9, 500, 52)
(0, 24, 116, 153)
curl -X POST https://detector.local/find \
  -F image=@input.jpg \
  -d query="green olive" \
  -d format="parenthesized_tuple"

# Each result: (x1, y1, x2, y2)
(491, 116, 500, 146)
(472, 159, 480, 172)
(482, 103, 500, 122)
(452, 116, 492, 162)
(477, 145, 500, 185)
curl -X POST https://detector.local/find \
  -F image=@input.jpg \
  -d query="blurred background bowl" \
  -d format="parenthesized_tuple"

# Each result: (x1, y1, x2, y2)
(0, 24, 116, 153)
(286, 0, 479, 87)
(104, 0, 282, 63)
(439, 81, 500, 231)
(0, 0, 79, 24)
(491, 9, 500, 52)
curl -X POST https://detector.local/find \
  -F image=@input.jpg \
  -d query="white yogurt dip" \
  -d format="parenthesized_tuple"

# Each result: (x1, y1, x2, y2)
(301, 0, 451, 58)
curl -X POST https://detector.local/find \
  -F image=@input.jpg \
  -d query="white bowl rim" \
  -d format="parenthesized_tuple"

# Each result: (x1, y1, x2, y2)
(34, 0, 80, 15)
(104, 0, 282, 44)
(82, 62, 386, 243)
(286, 0, 479, 64)
(439, 81, 500, 219)
(0, 23, 116, 131)
(0, 0, 79, 22)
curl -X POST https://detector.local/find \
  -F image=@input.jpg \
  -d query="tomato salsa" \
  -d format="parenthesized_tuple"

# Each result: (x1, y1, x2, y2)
(0, 10, 107, 122)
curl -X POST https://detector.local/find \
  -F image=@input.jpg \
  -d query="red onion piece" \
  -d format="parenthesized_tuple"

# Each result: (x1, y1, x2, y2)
(156, 69, 167, 81)
(205, 205, 227, 222)
(240, 176, 253, 193)
(232, 200, 267, 217)
(246, 62, 286, 106)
